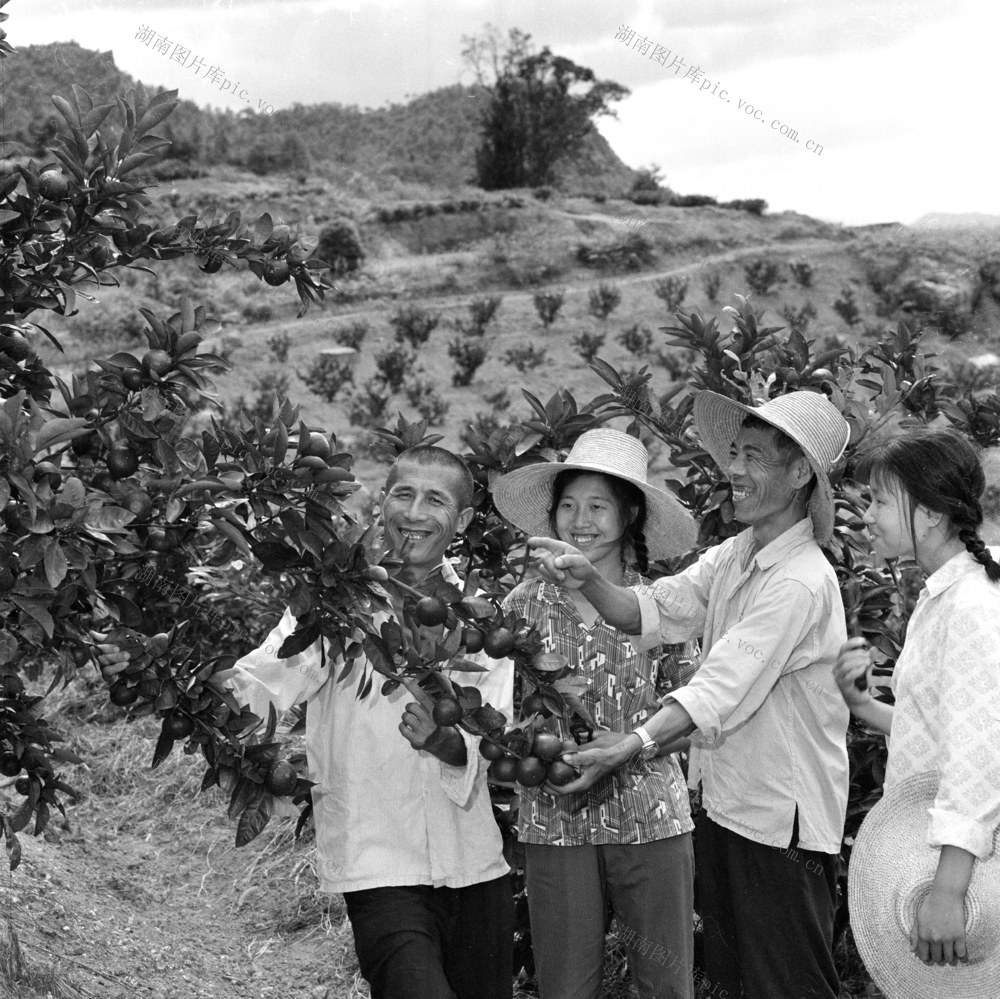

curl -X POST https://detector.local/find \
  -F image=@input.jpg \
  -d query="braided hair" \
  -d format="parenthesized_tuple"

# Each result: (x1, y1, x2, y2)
(856, 428, 1000, 581)
(548, 470, 649, 574)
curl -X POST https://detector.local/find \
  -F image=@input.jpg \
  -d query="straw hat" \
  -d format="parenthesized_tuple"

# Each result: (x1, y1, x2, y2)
(692, 390, 850, 544)
(491, 428, 697, 559)
(848, 771, 1000, 999)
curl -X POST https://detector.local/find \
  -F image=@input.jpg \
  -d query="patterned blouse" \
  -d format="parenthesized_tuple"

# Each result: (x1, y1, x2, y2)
(503, 571, 700, 846)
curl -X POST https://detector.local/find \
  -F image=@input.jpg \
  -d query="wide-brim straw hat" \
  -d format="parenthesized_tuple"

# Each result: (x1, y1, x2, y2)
(693, 390, 850, 545)
(848, 771, 1000, 999)
(491, 428, 697, 560)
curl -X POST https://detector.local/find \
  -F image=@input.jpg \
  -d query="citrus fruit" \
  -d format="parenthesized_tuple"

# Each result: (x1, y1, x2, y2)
(479, 739, 505, 761)
(14, 777, 30, 795)
(432, 697, 463, 727)
(483, 626, 515, 658)
(547, 760, 578, 787)
(107, 443, 140, 480)
(38, 170, 69, 199)
(532, 732, 563, 762)
(461, 627, 484, 654)
(122, 369, 144, 391)
(162, 712, 194, 740)
(515, 756, 548, 787)
(141, 349, 173, 376)
(265, 760, 298, 795)
(488, 757, 518, 783)
(301, 432, 332, 459)
(124, 491, 153, 521)
(414, 596, 448, 627)
(522, 692, 551, 718)
(263, 260, 290, 286)
(0, 753, 21, 777)
(0, 331, 31, 361)
(109, 682, 138, 707)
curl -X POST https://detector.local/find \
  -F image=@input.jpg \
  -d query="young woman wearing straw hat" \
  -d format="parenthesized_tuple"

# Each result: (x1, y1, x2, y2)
(834, 428, 1000, 999)
(492, 427, 700, 999)
(529, 391, 853, 999)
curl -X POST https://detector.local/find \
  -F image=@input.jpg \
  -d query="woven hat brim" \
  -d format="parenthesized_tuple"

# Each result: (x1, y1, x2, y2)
(848, 771, 1000, 999)
(492, 461, 697, 560)
(693, 391, 837, 545)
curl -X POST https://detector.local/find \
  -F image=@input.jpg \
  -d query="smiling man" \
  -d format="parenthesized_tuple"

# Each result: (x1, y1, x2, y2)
(529, 391, 852, 999)
(221, 446, 514, 999)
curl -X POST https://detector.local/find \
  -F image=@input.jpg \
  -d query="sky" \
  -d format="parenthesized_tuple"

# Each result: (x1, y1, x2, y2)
(6, 0, 999, 227)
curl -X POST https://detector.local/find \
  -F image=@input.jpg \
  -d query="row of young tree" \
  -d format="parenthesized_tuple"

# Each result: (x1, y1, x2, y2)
(3, 11, 1000, 977)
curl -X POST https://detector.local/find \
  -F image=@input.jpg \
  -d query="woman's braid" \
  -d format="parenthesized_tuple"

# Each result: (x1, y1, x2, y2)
(631, 528, 650, 575)
(958, 527, 1000, 582)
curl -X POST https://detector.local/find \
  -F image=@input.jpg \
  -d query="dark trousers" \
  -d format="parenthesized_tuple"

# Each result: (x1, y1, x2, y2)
(343, 876, 514, 999)
(695, 812, 840, 999)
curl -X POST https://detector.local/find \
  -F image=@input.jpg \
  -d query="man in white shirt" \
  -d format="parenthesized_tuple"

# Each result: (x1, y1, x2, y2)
(530, 391, 852, 999)
(204, 446, 515, 999)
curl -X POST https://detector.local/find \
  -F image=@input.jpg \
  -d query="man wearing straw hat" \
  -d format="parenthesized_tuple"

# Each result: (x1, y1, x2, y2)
(530, 391, 852, 999)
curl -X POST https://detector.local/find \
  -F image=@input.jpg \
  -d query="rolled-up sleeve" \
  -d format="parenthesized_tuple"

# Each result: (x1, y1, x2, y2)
(928, 604, 1000, 858)
(669, 579, 815, 743)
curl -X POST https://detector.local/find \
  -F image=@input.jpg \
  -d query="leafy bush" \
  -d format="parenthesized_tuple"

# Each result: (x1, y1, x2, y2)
(533, 289, 565, 329)
(374, 343, 417, 391)
(299, 354, 355, 403)
(403, 374, 450, 424)
(485, 387, 511, 412)
(834, 286, 862, 327)
(698, 270, 721, 305)
(655, 347, 696, 380)
(389, 303, 441, 347)
(653, 275, 688, 313)
(669, 193, 718, 208)
(587, 282, 621, 322)
(721, 198, 767, 215)
(344, 378, 392, 428)
(789, 260, 814, 289)
(469, 295, 503, 332)
(233, 372, 292, 423)
(571, 331, 606, 363)
(314, 217, 365, 275)
(532, 187, 552, 202)
(744, 259, 782, 296)
(779, 301, 818, 334)
(241, 301, 274, 323)
(576, 232, 656, 271)
(502, 342, 548, 372)
(267, 331, 291, 363)
(327, 318, 369, 350)
(617, 323, 654, 357)
(447, 338, 489, 387)
(629, 188, 663, 206)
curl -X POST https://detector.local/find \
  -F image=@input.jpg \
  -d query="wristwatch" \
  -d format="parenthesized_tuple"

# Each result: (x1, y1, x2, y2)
(630, 725, 658, 760)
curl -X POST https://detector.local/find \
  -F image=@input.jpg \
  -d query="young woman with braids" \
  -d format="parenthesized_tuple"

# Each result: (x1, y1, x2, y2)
(835, 427, 1000, 968)
(492, 429, 701, 999)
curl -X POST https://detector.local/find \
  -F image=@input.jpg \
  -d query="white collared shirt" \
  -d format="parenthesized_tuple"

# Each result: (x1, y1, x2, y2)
(632, 519, 850, 853)
(223, 563, 514, 892)
(885, 548, 1000, 858)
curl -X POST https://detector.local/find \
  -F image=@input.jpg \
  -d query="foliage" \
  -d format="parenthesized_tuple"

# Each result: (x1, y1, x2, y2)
(702, 269, 722, 303)
(779, 301, 817, 334)
(299, 354, 355, 403)
(720, 198, 768, 215)
(571, 331, 605, 364)
(834, 286, 862, 327)
(343, 378, 392, 429)
(669, 193, 718, 208)
(790, 259, 814, 288)
(244, 133, 310, 176)
(532, 289, 565, 329)
(447, 338, 489, 387)
(743, 259, 782, 296)
(327, 318, 368, 350)
(653, 275, 688, 313)
(617, 323, 653, 357)
(373, 343, 417, 391)
(463, 26, 630, 189)
(266, 331, 291, 363)
(402, 374, 450, 425)
(576, 231, 655, 271)
(389, 303, 441, 348)
(587, 282, 621, 322)
(502, 342, 548, 373)
(314, 218, 364, 276)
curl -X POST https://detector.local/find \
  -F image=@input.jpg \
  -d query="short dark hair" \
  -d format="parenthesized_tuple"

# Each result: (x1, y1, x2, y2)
(384, 446, 474, 510)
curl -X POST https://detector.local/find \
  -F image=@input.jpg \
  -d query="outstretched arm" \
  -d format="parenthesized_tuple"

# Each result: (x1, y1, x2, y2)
(529, 536, 642, 633)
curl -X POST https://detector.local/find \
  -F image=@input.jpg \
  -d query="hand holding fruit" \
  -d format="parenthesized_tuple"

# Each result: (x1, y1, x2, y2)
(547, 738, 633, 795)
(88, 629, 132, 680)
(833, 637, 874, 708)
(527, 537, 595, 590)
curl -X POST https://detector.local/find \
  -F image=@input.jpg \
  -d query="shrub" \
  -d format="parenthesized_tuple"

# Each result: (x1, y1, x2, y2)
(484, 387, 511, 411)
(587, 282, 621, 322)
(576, 232, 655, 271)
(403, 374, 450, 424)
(389, 303, 441, 347)
(374, 343, 417, 391)
(241, 302, 274, 323)
(789, 260, 814, 288)
(468, 295, 503, 333)
(328, 318, 369, 350)
(834, 287, 862, 327)
(533, 289, 565, 329)
(744, 259, 782, 296)
(617, 323, 653, 357)
(344, 378, 392, 428)
(232, 372, 291, 424)
(460, 411, 504, 448)
(571, 331, 606, 363)
(532, 187, 553, 201)
(653, 275, 688, 313)
(669, 193, 718, 208)
(721, 198, 768, 215)
(779, 301, 818, 334)
(629, 188, 662, 206)
(702, 270, 722, 303)
(267, 331, 291, 363)
(314, 217, 364, 275)
(448, 338, 489, 387)
(655, 347, 696, 380)
(502, 342, 548, 373)
(299, 354, 355, 403)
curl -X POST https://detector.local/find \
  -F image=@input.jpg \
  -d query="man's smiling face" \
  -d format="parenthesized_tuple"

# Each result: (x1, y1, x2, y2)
(381, 458, 474, 578)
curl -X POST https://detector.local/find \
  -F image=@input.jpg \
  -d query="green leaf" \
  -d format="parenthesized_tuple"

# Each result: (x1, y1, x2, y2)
(228, 777, 257, 820)
(34, 417, 90, 453)
(236, 790, 272, 847)
(42, 542, 68, 588)
(277, 620, 321, 658)
(151, 730, 174, 769)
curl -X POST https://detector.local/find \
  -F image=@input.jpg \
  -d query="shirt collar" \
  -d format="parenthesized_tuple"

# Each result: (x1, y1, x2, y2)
(923, 548, 981, 597)
(735, 518, 815, 571)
